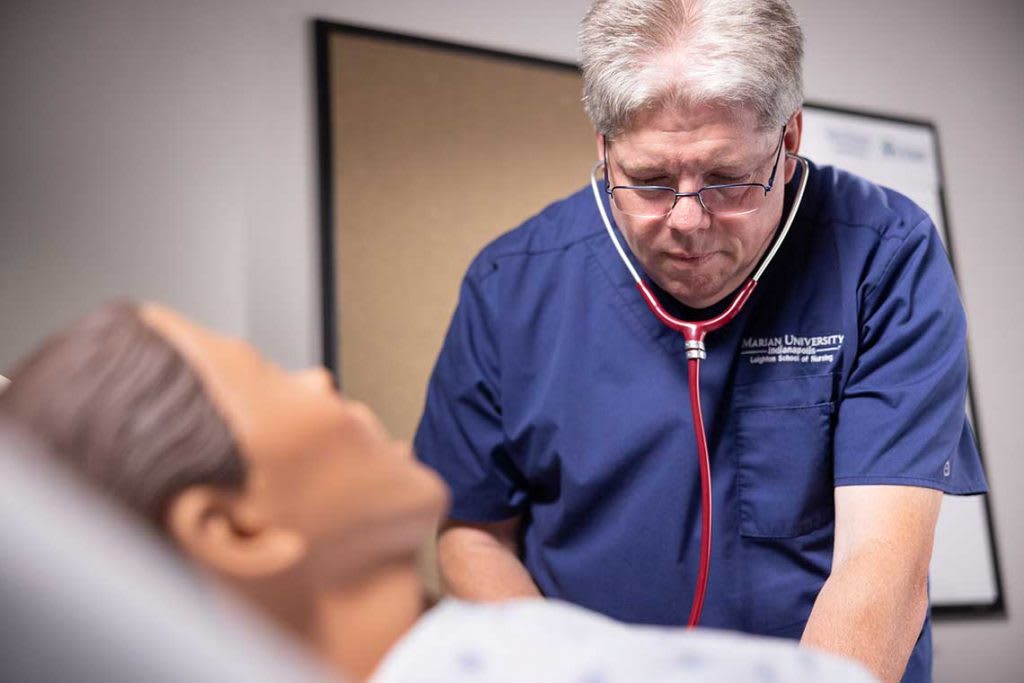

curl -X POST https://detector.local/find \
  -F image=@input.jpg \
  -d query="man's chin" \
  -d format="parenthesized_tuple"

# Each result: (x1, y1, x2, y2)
(676, 292, 724, 310)
(659, 277, 728, 310)
(655, 261, 753, 310)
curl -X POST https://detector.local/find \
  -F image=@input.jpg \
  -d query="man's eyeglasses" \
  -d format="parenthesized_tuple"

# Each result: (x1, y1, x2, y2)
(604, 126, 787, 218)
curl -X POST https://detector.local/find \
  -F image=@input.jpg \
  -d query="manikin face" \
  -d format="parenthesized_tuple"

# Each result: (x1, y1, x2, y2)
(142, 305, 450, 583)
(601, 103, 801, 309)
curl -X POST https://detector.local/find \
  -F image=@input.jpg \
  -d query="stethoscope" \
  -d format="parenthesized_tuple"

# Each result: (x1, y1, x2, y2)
(588, 151, 810, 627)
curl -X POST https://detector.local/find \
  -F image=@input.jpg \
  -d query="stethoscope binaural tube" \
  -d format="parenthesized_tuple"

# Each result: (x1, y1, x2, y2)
(589, 153, 811, 627)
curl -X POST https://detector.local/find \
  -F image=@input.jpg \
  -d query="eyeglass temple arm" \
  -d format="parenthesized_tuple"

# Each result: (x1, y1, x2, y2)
(764, 124, 789, 191)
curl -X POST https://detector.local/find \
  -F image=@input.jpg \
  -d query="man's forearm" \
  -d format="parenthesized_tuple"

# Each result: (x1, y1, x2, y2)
(437, 523, 541, 601)
(801, 547, 929, 682)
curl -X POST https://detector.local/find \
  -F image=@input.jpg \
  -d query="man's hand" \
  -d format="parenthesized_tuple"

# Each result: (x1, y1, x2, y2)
(437, 515, 542, 601)
(801, 485, 943, 682)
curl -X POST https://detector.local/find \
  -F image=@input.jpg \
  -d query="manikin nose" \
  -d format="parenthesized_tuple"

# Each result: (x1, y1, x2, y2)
(297, 367, 337, 392)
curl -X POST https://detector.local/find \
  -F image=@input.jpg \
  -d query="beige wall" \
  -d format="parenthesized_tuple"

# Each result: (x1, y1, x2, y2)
(329, 32, 594, 439)
(1, 1, 1021, 679)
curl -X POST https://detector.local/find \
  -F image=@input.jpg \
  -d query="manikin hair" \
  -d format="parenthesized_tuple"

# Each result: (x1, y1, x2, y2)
(579, 0, 804, 135)
(0, 302, 245, 529)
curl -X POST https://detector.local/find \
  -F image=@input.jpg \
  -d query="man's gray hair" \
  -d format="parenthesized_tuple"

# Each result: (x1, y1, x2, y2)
(580, 0, 804, 135)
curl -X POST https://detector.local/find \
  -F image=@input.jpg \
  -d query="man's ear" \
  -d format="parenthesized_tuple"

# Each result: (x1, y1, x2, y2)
(783, 108, 803, 183)
(595, 130, 606, 162)
(165, 486, 307, 579)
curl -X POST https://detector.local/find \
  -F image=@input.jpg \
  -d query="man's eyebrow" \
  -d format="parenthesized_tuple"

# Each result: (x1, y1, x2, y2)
(707, 162, 750, 175)
(619, 157, 752, 178)
(617, 145, 763, 173)
(618, 161, 670, 176)
(707, 147, 767, 172)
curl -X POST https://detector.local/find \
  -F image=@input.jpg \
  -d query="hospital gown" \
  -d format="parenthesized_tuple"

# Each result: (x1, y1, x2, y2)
(371, 598, 875, 683)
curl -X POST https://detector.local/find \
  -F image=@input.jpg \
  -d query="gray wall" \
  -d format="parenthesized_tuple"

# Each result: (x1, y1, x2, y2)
(1, 0, 1020, 680)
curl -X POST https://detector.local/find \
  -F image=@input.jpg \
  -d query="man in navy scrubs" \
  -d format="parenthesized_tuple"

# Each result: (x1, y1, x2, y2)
(414, 1, 987, 681)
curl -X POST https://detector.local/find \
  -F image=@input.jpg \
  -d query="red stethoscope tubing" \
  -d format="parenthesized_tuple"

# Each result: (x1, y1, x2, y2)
(635, 278, 757, 626)
(686, 354, 711, 626)
(591, 154, 809, 628)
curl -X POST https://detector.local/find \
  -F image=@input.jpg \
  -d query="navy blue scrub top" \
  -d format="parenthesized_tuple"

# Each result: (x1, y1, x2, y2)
(415, 160, 987, 683)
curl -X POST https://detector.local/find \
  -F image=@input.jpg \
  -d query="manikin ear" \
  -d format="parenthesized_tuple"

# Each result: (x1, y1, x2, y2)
(783, 108, 804, 183)
(165, 486, 307, 579)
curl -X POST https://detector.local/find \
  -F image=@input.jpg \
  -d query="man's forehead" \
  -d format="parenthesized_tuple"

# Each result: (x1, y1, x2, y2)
(611, 104, 771, 164)
(612, 134, 768, 172)
(630, 99, 758, 131)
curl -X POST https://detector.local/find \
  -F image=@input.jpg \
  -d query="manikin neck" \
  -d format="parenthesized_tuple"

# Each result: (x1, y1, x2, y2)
(238, 561, 425, 682)
(310, 563, 424, 681)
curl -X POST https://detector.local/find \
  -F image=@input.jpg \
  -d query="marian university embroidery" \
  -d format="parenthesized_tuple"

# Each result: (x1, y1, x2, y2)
(740, 333, 844, 366)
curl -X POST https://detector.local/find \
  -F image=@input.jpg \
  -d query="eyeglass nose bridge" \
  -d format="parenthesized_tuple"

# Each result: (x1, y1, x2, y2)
(667, 188, 712, 217)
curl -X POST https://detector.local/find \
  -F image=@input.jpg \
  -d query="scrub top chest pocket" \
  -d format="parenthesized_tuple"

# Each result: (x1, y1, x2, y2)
(732, 373, 836, 538)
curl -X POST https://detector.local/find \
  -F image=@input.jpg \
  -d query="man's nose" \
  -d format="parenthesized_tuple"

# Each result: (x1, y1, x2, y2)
(666, 193, 711, 234)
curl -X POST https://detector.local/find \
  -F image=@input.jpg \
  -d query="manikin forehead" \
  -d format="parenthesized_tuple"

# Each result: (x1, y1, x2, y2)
(139, 304, 268, 456)
(611, 102, 773, 176)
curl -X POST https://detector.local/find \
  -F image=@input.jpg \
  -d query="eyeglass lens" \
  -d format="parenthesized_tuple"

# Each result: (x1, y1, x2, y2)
(611, 184, 766, 218)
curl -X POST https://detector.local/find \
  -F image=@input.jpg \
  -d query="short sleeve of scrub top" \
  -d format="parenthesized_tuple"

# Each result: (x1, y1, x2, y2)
(414, 256, 527, 522)
(832, 210, 986, 493)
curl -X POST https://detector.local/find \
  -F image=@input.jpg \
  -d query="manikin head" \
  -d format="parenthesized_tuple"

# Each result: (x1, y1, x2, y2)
(580, 0, 805, 308)
(0, 302, 449, 680)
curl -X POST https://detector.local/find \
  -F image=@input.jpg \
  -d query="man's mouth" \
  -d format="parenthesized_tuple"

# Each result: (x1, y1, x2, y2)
(665, 251, 715, 265)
